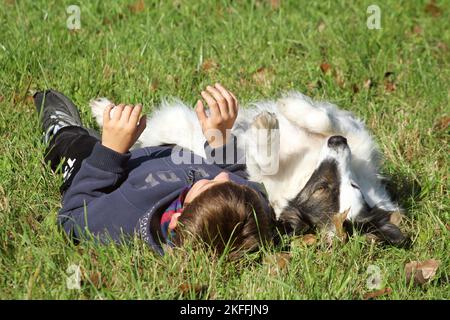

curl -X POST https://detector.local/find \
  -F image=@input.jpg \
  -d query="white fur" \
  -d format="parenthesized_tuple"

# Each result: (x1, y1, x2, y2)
(90, 92, 398, 222)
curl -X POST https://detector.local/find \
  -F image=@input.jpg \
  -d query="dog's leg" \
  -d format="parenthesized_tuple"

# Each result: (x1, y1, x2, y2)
(277, 95, 337, 136)
(245, 111, 280, 179)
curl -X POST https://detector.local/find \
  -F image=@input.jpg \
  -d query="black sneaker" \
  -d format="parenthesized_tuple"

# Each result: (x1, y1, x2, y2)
(34, 89, 83, 143)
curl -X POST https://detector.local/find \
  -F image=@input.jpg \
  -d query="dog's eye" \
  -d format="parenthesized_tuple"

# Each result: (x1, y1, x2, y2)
(314, 184, 328, 193)
(351, 182, 360, 190)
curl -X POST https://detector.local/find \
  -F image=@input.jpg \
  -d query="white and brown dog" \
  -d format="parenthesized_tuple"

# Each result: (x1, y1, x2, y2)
(90, 91, 409, 246)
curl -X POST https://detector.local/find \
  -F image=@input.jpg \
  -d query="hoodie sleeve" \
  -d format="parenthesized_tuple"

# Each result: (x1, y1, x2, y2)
(57, 142, 133, 241)
(203, 134, 245, 169)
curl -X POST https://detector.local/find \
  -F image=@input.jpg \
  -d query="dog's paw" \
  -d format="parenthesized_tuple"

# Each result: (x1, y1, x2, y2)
(89, 97, 113, 127)
(251, 111, 279, 131)
(248, 111, 280, 175)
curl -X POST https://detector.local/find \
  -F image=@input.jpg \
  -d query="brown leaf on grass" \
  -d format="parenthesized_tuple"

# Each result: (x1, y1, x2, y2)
(201, 59, 219, 73)
(446, 224, 450, 231)
(425, 0, 442, 17)
(389, 211, 404, 226)
(270, 0, 281, 10)
(320, 62, 331, 74)
(405, 259, 441, 285)
(291, 234, 317, 248)
(332, 209, 349, 241)
(363, 287, 392, 300)
(0, 96, 4, 103)
(129, 0, 145, 13)
(149, 79, 159, 92)
(178, 283, 209, 296)
(88, 271, 102, 289)
(436, 42, 448, 52)
(413, 25, 423, 35)
(252, 67, 274, 86)
(25, 95, 33, 104)
(263, 252, 291, 275)
(384, 82, 396, 92)
(434, 116, 450, 131)
(301, 234, 317, 245)
(351, 84, 359, 94)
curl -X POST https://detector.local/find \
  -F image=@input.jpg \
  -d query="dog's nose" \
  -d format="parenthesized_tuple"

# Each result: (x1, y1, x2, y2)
(328, 135, 348, 148)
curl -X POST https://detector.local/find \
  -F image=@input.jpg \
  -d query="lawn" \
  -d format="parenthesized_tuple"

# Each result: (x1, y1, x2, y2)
(0, 0, 448, 299)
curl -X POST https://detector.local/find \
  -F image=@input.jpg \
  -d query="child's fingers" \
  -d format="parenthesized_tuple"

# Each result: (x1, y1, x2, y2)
(112, 104, 125, 121)
(120, 105, 134, 124)
(201, 90, 220, 117)
(228, 90, 239, 114)
(136, 115, 147, 138)
(206, 85, 228, 118)
(129, 104, 143, 125)
(103, 104, 114, 123)
(214, 83, 235, 117)
(195, 100, 207, 124)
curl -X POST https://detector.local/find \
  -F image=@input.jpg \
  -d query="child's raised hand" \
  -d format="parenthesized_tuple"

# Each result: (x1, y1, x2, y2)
(101, 104, 146, 154)
(195, 83, 239, 148)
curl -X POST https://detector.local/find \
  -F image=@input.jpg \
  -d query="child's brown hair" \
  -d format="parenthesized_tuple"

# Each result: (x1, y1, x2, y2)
(173, 182, 271, 260)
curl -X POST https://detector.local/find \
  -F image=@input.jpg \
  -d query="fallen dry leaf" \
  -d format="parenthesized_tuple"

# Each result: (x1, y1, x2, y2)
(201, 59, 219, 73)
(320, 62, 331, 74)
(0, 96, 4, 103)
(425, 0, 442, 17)
(178, 283, 209, 296)
(129, 0, 145, 13)
(389, 211, 404, 226)
(363, 287, 392, 300)
(405, 259, 441, 285)
(88, 271, 102, 289)
(291, 234, 317, 248)
(149, 79, 159, 92)
(252, 67, 274, 86)
(384, 81, 396, 92)
(436, 42, 448, 52)
(434, 116, 450, 131)
(263, 252, 291, 275)
(413, 25, 423, 35)
(332, 209, 349, 241)
(446, 224, 450, 231)
(351, 84, 359, 94)
(270, 0, 281, 10)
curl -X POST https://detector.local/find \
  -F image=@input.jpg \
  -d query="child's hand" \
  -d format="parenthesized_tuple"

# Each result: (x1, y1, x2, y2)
(101, 104, 146, 154)
(195, 83, 239, 148)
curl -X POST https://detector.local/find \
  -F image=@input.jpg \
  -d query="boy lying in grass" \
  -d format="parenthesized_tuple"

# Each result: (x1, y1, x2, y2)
(35, 84, 272, 260)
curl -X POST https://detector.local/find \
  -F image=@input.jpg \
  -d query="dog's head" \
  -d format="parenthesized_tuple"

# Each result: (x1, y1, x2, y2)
(278, 135, 410, 247)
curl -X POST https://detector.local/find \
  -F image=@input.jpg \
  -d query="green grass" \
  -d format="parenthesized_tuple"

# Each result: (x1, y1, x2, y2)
(0, 0, 449, 299)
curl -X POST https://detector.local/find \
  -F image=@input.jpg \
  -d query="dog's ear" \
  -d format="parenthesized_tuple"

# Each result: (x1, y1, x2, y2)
(352, 207, 411, 248)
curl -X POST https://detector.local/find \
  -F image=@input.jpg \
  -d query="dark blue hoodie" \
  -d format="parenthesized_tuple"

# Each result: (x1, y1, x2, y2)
(58, 137, 271, 255)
